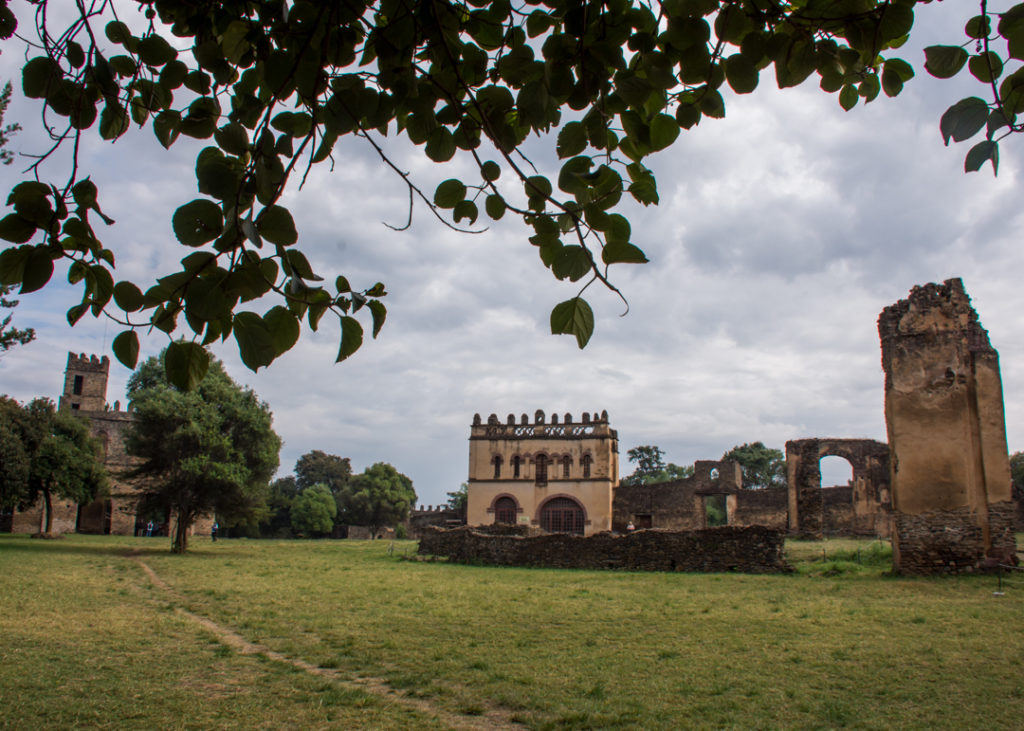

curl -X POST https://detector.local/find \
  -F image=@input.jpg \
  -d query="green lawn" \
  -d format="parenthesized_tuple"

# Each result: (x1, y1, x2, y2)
(2, 533, 1022, 730)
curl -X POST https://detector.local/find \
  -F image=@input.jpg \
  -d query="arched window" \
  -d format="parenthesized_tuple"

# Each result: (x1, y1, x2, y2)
(494, 497, 518, 525)
(540, 497, 585, 534)
(581, 454, 592, 478)
(562, 456, 571, 478)
(535, 454, 548, 486)
(492, 455, 503, 479)
(710, 468, 719, 480)
(512, 455, 521, 478)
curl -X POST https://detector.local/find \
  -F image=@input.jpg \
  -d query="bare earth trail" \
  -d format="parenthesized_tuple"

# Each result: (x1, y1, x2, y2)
(128, 552, 526, 731)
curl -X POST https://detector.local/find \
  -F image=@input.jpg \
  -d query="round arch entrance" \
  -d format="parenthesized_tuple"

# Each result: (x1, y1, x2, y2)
(539, 496, 585, 535)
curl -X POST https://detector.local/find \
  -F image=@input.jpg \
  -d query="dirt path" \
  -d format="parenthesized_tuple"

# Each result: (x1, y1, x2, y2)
(129, 554, 526, 731)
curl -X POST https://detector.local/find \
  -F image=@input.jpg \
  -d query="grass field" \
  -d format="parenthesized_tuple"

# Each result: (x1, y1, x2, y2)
(1, 533, 1022, 730)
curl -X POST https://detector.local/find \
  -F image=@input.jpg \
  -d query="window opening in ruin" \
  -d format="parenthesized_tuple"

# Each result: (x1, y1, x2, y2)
(535, 454, 548, 486)
(710, 468, 719, 480)
(562, 456, 571, 478)
(635, 514, 652, 529)
(582, 454, 592, 478)
(494, 497, 518, 525)
(512, 456, 521, 478)
(73, 375, 84, 395)
(540, 497, 585, 534)
(71, 403, 80, 410)
(819, 455, 854, 488)
(492, 455, 502, 479)
(704, 494, 727, 527)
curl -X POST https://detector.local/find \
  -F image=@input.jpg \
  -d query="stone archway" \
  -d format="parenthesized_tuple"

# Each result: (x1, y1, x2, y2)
(786, 438, 890, 538)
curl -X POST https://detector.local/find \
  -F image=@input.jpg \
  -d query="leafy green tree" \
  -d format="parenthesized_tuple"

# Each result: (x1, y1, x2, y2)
(295, 450, 352, 493)
(1010, 451, 1024, 487)
(0, 2, 1007, 385)
(0, 396, 32, 510)
(446, 482, 468, 517)
(340, 462, 416, 537)
(621, 445, 693, 486)
(290, 483, 337, 537)
(721, 442, 786, 490)
(0, 285, 35, 355)
(126, 349, 281, 553)
(1, 397, 106, 534)
(261, 474, 299, 538)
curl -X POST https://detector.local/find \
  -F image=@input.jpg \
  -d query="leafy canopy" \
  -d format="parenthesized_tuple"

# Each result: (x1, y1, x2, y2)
(126, 348, 281, 552)
(0, 0, 1016, 387)
(290, 482, 338, 536)
(621, 444, 692, 485)
(721, 441, 785, 489)
(339, 461, 416, 533)
(0, 396, 106, 533)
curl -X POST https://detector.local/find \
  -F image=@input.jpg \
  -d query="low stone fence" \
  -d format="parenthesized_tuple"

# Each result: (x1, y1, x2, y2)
(417, 525, 789, 573)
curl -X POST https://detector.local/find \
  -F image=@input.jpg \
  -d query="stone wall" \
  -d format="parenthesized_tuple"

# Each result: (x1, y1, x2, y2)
(732, 487, 788, 528)
(892, 501, 1018, 574)
(417, 525, 789, 573)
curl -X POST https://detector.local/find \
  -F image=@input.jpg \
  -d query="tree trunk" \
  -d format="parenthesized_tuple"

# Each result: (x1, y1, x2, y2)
(42, 488, 52, 534)
(171, 511, 193, 553)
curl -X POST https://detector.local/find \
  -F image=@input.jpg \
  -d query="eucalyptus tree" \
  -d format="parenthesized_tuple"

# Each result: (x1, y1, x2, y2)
(0, 1, 1018, 387)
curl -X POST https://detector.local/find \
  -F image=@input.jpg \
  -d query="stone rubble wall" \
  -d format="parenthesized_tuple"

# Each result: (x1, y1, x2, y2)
(893, 501, 1018, 574)
(417, 525, 789, 573)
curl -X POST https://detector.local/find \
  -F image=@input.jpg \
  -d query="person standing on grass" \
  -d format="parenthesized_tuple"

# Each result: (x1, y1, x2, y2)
(211, 521, 218, 542)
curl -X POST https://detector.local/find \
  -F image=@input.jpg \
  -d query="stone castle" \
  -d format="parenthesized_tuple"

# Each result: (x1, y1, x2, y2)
(6, 353, 212, 537)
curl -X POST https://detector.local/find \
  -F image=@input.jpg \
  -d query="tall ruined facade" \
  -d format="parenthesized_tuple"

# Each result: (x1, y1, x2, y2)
(879, 279, 1017, 573)
(466, 410, 619, 536)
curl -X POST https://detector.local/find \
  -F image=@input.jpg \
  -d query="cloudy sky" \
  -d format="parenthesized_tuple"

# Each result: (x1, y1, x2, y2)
(2, 3, 1022, 506)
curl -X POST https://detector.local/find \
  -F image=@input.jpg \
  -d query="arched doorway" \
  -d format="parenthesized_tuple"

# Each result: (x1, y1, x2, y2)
(494, 496, 518, 525)
(539, 497, 585, 534)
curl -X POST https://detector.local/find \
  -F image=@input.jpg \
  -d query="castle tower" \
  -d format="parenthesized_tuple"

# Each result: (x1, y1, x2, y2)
(465, 410, 619, 536)
(58, 352, 109, 412)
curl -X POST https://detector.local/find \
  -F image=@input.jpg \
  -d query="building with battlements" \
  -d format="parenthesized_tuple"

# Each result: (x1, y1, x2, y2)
(465, 409, 619, 536)
(6, 353, 212, 537)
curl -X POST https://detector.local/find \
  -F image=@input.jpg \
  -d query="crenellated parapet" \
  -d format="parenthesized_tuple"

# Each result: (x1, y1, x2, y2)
(471, 409, 616, 440)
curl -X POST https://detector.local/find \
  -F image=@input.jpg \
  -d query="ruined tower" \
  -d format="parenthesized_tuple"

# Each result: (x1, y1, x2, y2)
(466, 410, 619, 535)
(878, 278, 1017, 573)
(58, 352, 110, 412)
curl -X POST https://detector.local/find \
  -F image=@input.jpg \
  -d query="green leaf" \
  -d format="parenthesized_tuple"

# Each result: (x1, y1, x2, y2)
(0, 214, 36, 243)
(557, 121, 588, 158)
(481, 161, 501, 182)
(485, 194, 506, 220)
(153, 111, 181, 149)
(924, 46, 968, 79)
(164, 340, 210, 390)
(336, 316, 364, 362)
(22, 57, 61, 99)
(66, 303, 88, 326)
(233, 311, 276, 371)
(433, 179, 466, 209)
(550, 297, 594, 349)
(964, 140, 998, 174)
(425, 127, 456, 162)
(725, 54, 758, 94)
(838, 84, 859, 111)
(699, 89, 725, 118)
(965, 15, 991, 40)
(257, 205, 298, 246)
(214, 122, 250, 156)
(113, 281, 144, 312)
(969, 52, 1003, 83)
(602, 241, 649, 264)
(172, 199, 224, 246)
(453, 200, 478, 225)
(20, 247, 53, 294)
(367, 300, 387, 337)
(137, 34, 177, 67)
(552, 245, 592, 282)
(112, 330, 140, 369)
(263, 305, 300, 355)
(940, 97, 990, 145)
(649, 114, 680, 151)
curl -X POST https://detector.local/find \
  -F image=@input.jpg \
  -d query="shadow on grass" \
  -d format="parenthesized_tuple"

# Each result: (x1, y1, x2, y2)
(0, 533, 213, 559)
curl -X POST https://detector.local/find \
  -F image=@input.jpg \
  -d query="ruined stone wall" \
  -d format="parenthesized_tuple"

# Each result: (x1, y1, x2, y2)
(406, 505, 464, 539)
(417, 525, 789, 573)
(879, 279, 1016, 574)
(612, 460, 744, 531)
(785, 438, 891, 539)
(731, 488, 788, 529)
